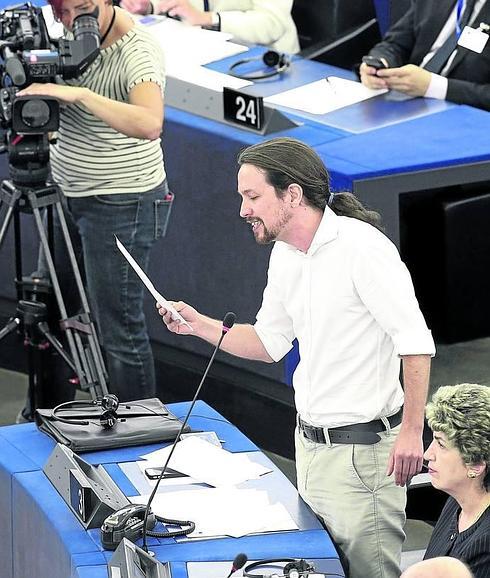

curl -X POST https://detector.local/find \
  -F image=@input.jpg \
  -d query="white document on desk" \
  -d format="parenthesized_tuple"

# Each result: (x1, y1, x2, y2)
(136, 15, 249, 70)
(167, 63, 252, 91)
(130, 487, 298, 538)
(141, 437, 271, 487)
(264, 76, 387, 115)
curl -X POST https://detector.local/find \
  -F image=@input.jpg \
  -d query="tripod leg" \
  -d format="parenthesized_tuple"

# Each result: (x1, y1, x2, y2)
(0, 204, 15, 248)
(29, 192, 108, 399)
(55, 200, 108, 396)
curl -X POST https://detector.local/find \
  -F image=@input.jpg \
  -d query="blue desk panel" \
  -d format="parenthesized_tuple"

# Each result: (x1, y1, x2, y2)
(317, 105, 490, 179)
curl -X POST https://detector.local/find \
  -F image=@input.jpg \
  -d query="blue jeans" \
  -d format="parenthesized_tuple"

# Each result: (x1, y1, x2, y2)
(31, 180, 173, 408)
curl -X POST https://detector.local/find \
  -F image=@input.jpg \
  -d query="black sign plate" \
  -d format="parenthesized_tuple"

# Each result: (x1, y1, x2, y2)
(223, 87, 264, 131)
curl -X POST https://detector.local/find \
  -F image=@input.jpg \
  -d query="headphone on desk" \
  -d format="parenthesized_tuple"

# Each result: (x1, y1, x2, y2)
(51, 394, 119, 429)
(244, 558, 315, 578)
(228, 50, 291, 80)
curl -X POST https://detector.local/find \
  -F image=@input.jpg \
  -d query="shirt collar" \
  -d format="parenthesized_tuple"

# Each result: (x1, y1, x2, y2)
(308, 206, 339, 255)
(275, 207, 339, 255)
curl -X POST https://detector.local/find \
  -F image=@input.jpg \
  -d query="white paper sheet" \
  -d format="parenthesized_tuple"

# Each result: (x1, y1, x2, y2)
(166, 62, 252, 91)
(114, 236, 192, 330)
(141, 437, 272, 487)
(130, 487, 298, 538)
(264, 76, 387, 115)
(136, 15, 250, 80)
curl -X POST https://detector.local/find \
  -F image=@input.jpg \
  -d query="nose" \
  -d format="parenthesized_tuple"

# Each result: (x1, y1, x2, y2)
(423, 440, 435, 462)
(63, 15, 74, 29)
(240, 198, 251, 218)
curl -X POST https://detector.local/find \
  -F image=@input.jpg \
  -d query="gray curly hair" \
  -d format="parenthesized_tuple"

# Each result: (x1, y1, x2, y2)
(426, 383, 490, 490)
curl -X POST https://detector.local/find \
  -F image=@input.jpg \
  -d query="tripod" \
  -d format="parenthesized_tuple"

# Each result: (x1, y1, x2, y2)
(0, 178, 109, 418)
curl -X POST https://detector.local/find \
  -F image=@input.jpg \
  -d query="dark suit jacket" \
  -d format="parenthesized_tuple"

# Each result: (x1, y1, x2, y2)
(369, 0, 490, 110)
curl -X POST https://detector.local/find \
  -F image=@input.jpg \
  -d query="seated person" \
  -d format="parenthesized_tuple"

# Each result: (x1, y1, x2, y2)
(360, 0, 490, 111)
(119, 0, 300, 53)
(401, 557, 473, 578)
(420, 383, 489, 578)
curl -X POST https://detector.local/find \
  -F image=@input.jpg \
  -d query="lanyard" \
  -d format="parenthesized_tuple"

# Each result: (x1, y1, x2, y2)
(203, 0, 209, 11)
(456, 0, 466, 36)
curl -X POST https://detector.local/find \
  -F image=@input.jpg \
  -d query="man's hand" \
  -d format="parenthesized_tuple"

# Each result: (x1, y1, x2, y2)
(156, 300, 199, 335)
(386, 426, 424, 487)
(17, 83, 87, 104)
(155, 0, 211, 26)
(120, 0, 152, 15)
(359, 61, 388, 90)
(377, 64, 432, 97)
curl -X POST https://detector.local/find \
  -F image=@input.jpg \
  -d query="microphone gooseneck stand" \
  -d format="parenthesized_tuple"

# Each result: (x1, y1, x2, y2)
(141, 311, 237, 553)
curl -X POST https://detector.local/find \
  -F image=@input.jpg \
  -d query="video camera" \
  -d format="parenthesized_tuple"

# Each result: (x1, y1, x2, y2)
(0, 2, 101, 186)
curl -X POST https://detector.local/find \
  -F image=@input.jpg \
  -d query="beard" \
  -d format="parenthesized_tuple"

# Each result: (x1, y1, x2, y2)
(251, 207, 292, 245)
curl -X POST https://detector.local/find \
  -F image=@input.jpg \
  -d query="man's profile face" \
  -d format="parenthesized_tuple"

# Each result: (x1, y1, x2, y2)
(237, 163, 292, 245)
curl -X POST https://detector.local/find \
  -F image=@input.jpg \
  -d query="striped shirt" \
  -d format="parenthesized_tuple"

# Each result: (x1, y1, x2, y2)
(51, 24, 166, 197)
(424, 496, 490, 578)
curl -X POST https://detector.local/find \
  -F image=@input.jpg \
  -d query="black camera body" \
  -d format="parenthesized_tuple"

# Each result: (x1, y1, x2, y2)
(0, 2, 101, 186)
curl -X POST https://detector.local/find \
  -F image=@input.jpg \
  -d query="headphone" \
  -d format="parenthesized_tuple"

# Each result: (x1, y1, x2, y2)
(228, 50, 291, 80)
(51, 394, 119, 429)
(244, 558, 315, 578)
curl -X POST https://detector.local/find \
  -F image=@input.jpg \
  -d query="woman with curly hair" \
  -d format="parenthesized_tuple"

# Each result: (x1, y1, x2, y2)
(421, 383, 490, 577)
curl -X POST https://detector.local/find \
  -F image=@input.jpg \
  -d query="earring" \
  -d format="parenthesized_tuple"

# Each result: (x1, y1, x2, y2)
(467, 470, 478, 478)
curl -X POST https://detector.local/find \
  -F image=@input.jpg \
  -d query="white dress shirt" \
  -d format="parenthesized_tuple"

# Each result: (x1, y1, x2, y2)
(254, 208, 435, 428)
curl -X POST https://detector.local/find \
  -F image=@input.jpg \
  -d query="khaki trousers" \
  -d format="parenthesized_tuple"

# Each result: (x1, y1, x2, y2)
(295, 424, 406, 578)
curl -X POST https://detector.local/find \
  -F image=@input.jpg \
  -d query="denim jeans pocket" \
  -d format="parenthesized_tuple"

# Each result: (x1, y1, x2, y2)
(93, 193, 140, 206)
(154, 191, 174, 239)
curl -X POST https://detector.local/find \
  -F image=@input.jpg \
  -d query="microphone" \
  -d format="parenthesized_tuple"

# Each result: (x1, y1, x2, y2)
(140, 311, 236, 551)
(3, 46, 26, 85)
(227, 553, 248, 577)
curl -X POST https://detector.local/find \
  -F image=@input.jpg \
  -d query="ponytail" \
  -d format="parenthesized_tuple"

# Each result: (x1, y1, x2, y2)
(329, 192, 383, 232)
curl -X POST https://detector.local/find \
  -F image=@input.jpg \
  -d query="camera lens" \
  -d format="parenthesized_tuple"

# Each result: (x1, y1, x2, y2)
(72, 12, 100, 43)
(20, 99, 51, 128)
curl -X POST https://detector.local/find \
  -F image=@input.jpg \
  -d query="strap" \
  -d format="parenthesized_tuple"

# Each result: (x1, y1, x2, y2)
(424, 0, 477, 74)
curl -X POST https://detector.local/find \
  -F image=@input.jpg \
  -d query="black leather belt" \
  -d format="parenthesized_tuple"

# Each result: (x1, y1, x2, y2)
(298, 408, 403, 445)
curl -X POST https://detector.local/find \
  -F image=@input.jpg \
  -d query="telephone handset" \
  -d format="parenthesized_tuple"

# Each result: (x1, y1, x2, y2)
(101, 504, 156, 550)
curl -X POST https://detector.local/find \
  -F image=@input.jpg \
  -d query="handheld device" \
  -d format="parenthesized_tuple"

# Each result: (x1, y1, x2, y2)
(362, 55, 387, 70)
(144, 467, 186, 480)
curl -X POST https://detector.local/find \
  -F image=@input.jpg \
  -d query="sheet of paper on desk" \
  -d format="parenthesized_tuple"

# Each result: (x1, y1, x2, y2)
(114, 236, 192, 330)
(119, 461, 200, 496)
(141, 437, 272, 487)
(136, 15, 249, 68)
(264, 76, 387, 115)
(167, 62, 252, 91)
(130, 487, 298, 538)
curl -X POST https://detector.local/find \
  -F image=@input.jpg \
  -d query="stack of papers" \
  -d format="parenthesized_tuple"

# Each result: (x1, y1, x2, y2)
(130, 487, 298, 538)
(136, 15, 252, 90)
(141, 436, 272, 487)
(122, 437, 298, 539)
(264, 76, 387, 115)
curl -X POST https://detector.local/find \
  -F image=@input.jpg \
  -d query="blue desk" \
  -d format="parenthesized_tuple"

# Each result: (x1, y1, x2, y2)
(0, 401, 344, 578)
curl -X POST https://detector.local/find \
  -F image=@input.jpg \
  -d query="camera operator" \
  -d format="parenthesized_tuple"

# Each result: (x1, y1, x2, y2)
(16, 0, 168, 418)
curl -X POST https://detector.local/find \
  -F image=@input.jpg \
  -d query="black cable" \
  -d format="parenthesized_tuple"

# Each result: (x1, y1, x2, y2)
(146, 515, 195, 539)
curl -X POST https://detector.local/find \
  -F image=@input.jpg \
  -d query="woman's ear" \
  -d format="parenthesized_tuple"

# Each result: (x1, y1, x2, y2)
(467, 461, 486, 478)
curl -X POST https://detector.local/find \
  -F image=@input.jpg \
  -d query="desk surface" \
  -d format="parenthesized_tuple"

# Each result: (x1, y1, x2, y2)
(0, 401, 343, 578)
